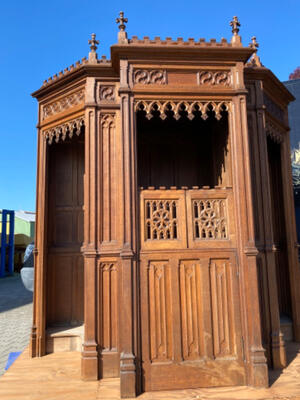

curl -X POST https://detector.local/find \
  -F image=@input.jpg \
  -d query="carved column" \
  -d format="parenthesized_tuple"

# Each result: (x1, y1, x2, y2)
(81, 77, 99, 380)
(31, 124, 47, 358)
(119, 59, 138, 398)
(230, 90, 268, 387)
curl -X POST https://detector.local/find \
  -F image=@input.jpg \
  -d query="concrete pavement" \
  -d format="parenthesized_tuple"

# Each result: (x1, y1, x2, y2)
(0, 274, 32, 376)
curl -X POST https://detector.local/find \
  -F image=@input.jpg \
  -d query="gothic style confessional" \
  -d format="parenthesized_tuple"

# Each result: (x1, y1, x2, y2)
(31, 14, 300, 398)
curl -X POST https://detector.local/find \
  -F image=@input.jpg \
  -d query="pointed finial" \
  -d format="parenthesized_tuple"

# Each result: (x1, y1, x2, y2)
(250, 36, 259, 52)
(88, 33, 99, 64)
(230, 16, 240, 35)
(116, 11, 128, 44)
(248, 36, 262, 67)
(89, 33, 99, 52)
(230, 16, 242, 46)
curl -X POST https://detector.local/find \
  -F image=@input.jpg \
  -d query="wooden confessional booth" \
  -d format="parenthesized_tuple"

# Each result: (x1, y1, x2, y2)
(31, 17, 300, 398)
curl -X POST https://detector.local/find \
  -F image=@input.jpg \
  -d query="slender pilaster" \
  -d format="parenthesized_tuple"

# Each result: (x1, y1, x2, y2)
(81, 91, 99, 379)
(255, 92, 286, 368)
(230, 92, 268, 387)
(118, 59, 138, 398)
(31, 124, 47, 357)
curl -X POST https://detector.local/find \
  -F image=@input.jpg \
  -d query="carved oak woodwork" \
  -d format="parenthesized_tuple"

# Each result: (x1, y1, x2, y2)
(31, 23, 300, 399)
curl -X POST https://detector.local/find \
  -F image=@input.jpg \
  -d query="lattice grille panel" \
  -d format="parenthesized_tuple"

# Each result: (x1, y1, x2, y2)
(193, 199, 227, 239)
(145, 200, 178, 240)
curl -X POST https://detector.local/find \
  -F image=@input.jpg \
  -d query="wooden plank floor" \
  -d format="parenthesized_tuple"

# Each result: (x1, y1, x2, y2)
(1, 343, 300, 399)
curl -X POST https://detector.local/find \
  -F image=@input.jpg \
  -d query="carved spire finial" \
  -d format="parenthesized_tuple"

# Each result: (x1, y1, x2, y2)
(88, 33, 99, 63)
(248, 36, 262, 67)
(89, 33, 99, 52)
(250, 36, 259, 51)
(116, 11, 128, 44)
(230, 16, 242, 46)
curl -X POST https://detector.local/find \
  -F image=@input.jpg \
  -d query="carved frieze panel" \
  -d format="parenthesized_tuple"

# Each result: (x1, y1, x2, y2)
(263, 92, 285, 123)
(193, 199, 228, 239)
(133, 69, 167, 85)
(100, 86, 115, 102)
(42, 89, 85, 120)
(43, 116, 85, 144)
(198, 70, 232, 86)
(135, 100, 230, 121)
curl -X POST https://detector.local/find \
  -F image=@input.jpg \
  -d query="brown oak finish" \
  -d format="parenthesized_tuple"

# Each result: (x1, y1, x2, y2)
(30, 22, 300, 398)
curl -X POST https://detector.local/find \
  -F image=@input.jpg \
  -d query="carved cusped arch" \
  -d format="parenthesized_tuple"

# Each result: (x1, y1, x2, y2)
(43, 116, 85, 144)
(265, 119, 284, 144)
(101, 113, 116, 128)
(134, 100, 230, 121)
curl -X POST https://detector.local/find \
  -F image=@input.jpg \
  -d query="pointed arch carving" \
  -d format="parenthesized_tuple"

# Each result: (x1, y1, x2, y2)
(101, 113, 116, 128)
(43, 116, 85, 144)
(134, 100, 230, 121)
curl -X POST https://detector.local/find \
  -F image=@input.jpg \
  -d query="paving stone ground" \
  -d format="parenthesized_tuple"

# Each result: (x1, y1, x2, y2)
(0, 274, 32, 376)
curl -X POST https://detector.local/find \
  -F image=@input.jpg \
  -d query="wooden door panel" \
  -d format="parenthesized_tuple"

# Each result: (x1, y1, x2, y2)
(140, 253, 245, 391)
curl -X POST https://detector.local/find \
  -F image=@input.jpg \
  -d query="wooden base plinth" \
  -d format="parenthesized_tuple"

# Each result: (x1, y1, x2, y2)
(249, 348, 268, 387)
(271, 331, 287, 369)
(120, 352, 136, 398)
(81, 346, 99, 381)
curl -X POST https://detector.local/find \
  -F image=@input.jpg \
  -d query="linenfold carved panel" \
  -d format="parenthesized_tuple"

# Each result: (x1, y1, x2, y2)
(180, 260, 205, 360)
(193, 199, 228, 239)
(99, 263, 118, 351)
(42, 89, 85, 120)
(134, 69, 167, 85)
(210, 259, 233, 358)
(145, 200, 178, 240)
(148, 261, 173, 362)
(43, 116, 85, 144)
(198, 71, 231, 86)
(135, 100, 230, 121)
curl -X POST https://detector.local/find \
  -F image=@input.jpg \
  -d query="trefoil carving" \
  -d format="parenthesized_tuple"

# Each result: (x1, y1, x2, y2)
(43, 116, 85, 144)
(135, 100, 230, 121)
(134, 70, 167, 85)
(266, 120, 284, 144)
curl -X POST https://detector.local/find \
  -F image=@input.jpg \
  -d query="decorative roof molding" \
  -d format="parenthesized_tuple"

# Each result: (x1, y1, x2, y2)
(134, 100, 230, 120)
(42, 89, 85, 120)
(43, 116, 85, 144)
(129, 36, 231, 47)
(41, 56, 111, 88)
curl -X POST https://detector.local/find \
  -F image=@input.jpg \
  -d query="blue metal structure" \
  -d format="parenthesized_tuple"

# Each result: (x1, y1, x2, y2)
(0, 209, 15, 277)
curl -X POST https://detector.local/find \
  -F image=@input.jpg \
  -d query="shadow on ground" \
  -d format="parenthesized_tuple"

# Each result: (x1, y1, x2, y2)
(0, 274, 32, 313)
(269, 341, 300, 385)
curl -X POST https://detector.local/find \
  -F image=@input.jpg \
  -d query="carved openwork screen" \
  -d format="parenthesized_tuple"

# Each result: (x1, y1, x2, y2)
(140, 188, 235, 250)
(136, 101, 231, 189)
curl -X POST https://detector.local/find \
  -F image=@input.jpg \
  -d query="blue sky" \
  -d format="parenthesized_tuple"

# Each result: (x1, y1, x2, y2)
(1, 0, 299, 211)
